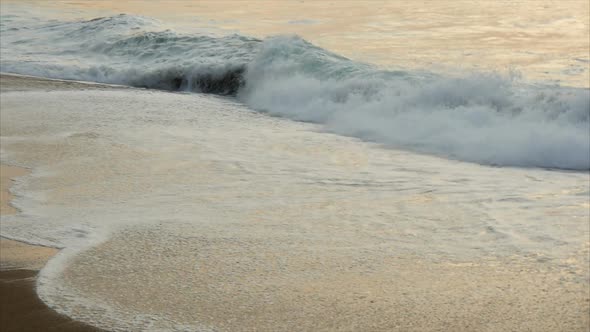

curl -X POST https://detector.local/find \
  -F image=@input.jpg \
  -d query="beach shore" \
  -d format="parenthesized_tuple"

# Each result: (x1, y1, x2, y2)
(0, 96, 99, 331)
(1, 73, 588, 331)
(0, 164, 99, 331)
(0, 73, 131, 331)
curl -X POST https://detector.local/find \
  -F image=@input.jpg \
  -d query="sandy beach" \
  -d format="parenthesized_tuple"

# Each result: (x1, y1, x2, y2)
(1, 139, 98, 330)
(1, 165, 56, 269)
(1, 73, 588, 331)
(1, 0, 589, 330)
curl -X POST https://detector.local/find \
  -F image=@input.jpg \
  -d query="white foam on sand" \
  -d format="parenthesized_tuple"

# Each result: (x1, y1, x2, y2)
(1, 85, 589, 330)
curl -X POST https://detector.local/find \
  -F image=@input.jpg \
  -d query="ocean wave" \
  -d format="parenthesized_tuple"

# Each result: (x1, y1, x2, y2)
(1, 13, 589, 170)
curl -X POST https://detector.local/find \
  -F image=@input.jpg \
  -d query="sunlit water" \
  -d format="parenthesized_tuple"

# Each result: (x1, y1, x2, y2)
(0, 1, 589, 331)
(6, 0, 589, 87)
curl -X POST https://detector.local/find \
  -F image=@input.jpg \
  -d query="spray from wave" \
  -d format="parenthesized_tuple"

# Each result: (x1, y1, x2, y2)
(1, 12, 589, 170)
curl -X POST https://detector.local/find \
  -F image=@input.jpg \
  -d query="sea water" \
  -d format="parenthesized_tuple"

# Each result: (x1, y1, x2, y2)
(1, 1, 589, 170)
(0, 1, 589, 331)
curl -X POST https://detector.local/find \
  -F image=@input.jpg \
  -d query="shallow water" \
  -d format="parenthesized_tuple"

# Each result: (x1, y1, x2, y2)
(1, 1, 589, 170)
(1, 84, 588, 330)
(0, 1, 589, 330)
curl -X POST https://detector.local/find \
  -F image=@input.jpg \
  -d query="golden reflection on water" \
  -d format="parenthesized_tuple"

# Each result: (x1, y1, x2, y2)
(12, 0, 590, 86)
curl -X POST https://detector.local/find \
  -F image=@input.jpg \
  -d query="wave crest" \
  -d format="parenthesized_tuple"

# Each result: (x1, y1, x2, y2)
(1, 14, 588, 169)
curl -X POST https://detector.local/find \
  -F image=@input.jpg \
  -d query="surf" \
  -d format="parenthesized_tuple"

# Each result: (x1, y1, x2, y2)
(1, 12, 588, 170)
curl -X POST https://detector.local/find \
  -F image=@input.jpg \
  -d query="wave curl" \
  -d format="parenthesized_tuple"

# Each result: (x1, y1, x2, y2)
(2, 14, 588, 169)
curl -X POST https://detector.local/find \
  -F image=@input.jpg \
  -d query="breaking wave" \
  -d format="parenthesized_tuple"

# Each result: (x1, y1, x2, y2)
(2, 13, 589, 169)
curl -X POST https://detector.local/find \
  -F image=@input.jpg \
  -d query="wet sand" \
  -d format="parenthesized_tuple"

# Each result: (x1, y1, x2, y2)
(0, 164, 99, 330)
(0, 73, 130, 93)
(1, 73, 589, 331)
(0, 268, 101, 332)
(0, 165, 58, 270)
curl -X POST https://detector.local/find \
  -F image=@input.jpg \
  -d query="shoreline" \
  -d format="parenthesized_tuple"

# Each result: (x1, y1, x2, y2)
(0, 164, 99, 331)
(1, 165, 57, 270)
(0, 72, 131, 92)
(1, 73, 588, 331)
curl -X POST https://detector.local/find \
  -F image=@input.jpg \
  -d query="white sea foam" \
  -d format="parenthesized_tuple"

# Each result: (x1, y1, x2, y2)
(1, 9, 588, 170)
(1, 88, 588, 331)
(1, 3, 589, 331)
(0, 3, 589, 327)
